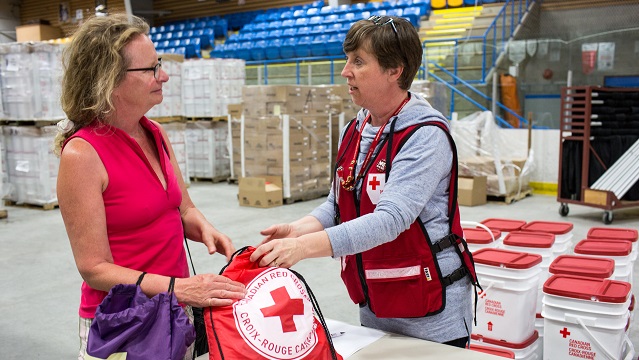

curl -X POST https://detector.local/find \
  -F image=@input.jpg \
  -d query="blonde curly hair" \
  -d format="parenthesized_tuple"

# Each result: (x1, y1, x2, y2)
(53, 13, 149, 155)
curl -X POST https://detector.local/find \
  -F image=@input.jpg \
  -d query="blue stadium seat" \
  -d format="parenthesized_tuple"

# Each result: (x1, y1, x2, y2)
(169, 39, 181, 47)
(226, 33, 241, 44)
(265, 29, 282, 39)
(174, 31, 185, 39)
(341, 22, 353, 33)
(250, 40, 267, 61)
(253, 30, 268, 41)
(255, 13, 269, 22)
(281, 19, 296, 28)
(394, 0, 413, 9)
(266, 11, 281, 22)
(352, 3, 366, 12)
(214, 19, 228, 38)
(254, 21, 268, 32)
(294, 36, 313, 58)
(151, 33, 162, 41)
(265, 39, 282, 60)
(325, 23, 343, 34)
(341, 12, 355, 24)
(306, 7, 320, 17)
(185, 22, 196, 30)
(359, 11, 372, 20)
(323, 14, 339, 25)
(235, 42, 252, 60)
(365, 2, 382, 12)
(335, 4, 351, 14)
(238, 32, 255, 42)
(296, 26, 312, 37)
(159, 40, 171, 49)
(294, 17, 310, 27)
(166, 25, 176, 32)
(293, 9, 306, 18)
(310, 24, 327, 35)
(267, 20, 282, 30)
(310, 34, 329, 56)
(280, 10, 294, 20)
(280, 37, 297, 59)
(387, 8, 403, 18)
(282, 27, 297, 38)
(326, 33, 345, 56)
(242, 23, 256, 32)
(402, 7, 422, 27)
(319, 6, 333, 16)
(411, 0, 432, 16)
(308, 15, 323, 26)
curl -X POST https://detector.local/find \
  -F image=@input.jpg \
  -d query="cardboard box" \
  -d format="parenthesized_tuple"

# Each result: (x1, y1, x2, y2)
(458, 176, 487, 207)
(16, 24, 62, 42)
(238, 176, 283, 208)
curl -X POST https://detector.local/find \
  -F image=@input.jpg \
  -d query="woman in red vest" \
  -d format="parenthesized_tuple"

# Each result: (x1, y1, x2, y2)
(55, 14, 246, 359)
(252, 15, 478, 348)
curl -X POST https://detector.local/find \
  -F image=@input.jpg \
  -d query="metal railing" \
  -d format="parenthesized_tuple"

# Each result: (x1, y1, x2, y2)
(422, 0, 536, 83)
(428, 62, 531, 128)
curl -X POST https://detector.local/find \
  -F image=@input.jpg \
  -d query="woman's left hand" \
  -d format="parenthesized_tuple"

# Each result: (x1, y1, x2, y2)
(202, 228, 235, 260)
(250, 238, 305, 268)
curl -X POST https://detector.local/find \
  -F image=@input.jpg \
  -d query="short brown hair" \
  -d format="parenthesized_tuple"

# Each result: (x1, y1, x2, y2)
(343, 16, 422, 90)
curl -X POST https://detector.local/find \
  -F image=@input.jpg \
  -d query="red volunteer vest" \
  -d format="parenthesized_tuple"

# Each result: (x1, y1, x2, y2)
(335, 118, 479, 318)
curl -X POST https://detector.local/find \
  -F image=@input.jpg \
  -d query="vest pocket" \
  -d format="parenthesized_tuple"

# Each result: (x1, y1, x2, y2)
(363, 257, 426, 318)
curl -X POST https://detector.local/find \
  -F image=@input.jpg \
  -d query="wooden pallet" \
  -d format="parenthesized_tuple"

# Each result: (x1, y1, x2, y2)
(153, 116, 185, 123)
(0, 119, 62, 127)
(190, 175, 229, 183)
(185, 116, 228, 122)
(284, 190, 329, 205)
(487, 188, 533, 204)
(227, 177, 239, 185)
(4, 200, 59, 210)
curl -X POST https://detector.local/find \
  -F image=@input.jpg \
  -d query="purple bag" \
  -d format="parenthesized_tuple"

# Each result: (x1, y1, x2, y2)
(87, 273, 196, 360)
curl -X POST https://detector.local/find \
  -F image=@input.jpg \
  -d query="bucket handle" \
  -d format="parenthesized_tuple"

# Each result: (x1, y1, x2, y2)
(622, 334, 635, 360)
(461, 221, 496, 242)
(476, 282, 497, 308)
(575, 316, 626, 360)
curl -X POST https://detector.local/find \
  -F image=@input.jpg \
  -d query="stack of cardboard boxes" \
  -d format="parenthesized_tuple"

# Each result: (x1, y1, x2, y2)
(232, 84, 349, 207)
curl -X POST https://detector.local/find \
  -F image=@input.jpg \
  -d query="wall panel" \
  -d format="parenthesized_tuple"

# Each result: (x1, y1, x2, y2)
(20, 1, 126, 38)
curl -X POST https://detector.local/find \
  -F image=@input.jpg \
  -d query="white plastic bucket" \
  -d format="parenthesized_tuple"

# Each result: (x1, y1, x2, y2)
(587, 227, 638, 262)
(472, 331, 540, 360)
(521, 221, 574, 250)
(542, 274, 633, 360)
(502, 231, 555, 315)
(573, 239, 633, 284)
(473, 248, 542, 343)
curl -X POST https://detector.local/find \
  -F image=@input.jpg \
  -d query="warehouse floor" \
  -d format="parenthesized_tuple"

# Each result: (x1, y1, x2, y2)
(1, 182, 638, 359)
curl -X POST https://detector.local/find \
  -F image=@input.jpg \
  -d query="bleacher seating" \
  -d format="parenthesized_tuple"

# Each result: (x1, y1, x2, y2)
(151, 0, 433, 60)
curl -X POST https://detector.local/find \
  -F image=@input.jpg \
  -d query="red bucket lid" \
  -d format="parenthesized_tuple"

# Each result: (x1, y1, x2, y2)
(549, 255, 615, 278)
(587, 227, 638, 243)
(503, 231, 555, 248)
(521, 220, 573, 234)
(468, 344, 515, 359)
(473, 248, 542, 269)
(471, 330, 539, 349)
(573, 239, 632, 257)
(480, 218, 527, 232)
(464, 228, 501, 244)
(543, 274, 631, 303)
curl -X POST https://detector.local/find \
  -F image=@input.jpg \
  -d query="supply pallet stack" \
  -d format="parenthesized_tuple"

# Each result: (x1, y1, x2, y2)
(557, 85, 639, 224)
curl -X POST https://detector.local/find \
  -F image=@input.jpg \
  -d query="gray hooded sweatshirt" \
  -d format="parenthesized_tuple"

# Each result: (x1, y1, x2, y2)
(310, 92, 473, 343)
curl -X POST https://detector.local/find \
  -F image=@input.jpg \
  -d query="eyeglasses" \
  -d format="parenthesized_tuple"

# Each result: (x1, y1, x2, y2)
(368, 16, 407, 66)
(126, 58, 162, 80)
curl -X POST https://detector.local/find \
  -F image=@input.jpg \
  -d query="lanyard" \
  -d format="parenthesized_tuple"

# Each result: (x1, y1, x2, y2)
(339, 96, 410, 191)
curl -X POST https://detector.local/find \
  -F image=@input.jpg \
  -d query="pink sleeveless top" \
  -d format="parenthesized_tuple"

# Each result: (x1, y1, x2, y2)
(63, 117, 189, 318)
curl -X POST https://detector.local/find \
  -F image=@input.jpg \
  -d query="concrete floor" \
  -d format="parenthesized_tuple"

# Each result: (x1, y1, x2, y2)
(1, 182, 638, 359)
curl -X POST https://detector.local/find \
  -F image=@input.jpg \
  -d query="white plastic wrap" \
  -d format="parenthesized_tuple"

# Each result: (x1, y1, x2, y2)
(451, 111, 534, 196)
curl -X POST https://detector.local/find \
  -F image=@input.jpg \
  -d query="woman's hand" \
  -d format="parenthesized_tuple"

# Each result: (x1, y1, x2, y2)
(249, 238, 305, 268)
(175, 274, 246, 308)
(259, 223, 297, 245)
(201, 227, 235, 260)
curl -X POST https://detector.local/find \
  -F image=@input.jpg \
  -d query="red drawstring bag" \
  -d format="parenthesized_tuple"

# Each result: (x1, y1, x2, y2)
(204, 246, 343, 360)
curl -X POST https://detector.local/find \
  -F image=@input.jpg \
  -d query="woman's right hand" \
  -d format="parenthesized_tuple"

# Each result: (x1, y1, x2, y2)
(176, 274, 246, 308)
(259, 223, 296, 245)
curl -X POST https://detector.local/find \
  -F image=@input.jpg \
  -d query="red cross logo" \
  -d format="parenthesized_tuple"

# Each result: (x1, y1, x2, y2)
(560, 327, 571, 338)
(369, 176, 381, 190)
(260, 286, 304, 333)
